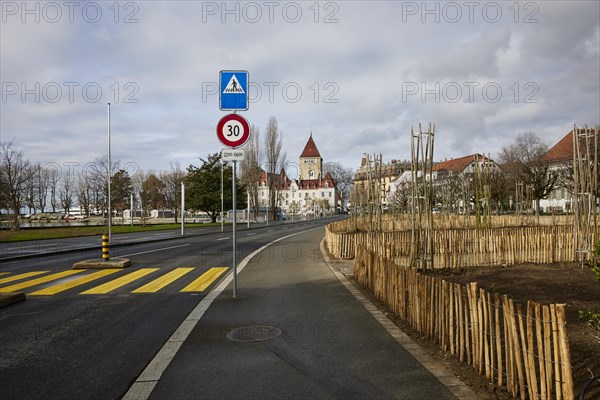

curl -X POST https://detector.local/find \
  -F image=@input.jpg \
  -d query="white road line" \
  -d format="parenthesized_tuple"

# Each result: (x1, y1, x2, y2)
(122, 226, 322, 400)
(216, 237, 229, 241)
(5, 243, 58, 250)
(245, 233, 256, 236)
(120, 244, 190, 257)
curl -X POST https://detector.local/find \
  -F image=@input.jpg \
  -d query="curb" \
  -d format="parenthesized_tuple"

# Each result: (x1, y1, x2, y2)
(73, 258, 131, 269)
(0, 292, 26, 308)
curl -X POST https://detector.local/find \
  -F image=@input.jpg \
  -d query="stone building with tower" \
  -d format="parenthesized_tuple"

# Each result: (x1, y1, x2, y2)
(258, 135, 339, 217)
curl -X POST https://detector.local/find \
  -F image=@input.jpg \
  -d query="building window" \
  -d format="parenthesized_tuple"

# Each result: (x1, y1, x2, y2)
(321, 192, 324, 197)
(329, 192, 332, 197)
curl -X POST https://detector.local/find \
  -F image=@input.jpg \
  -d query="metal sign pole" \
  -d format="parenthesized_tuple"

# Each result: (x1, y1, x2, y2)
(232, 160, 237, 298)
(221, 159, 224, 232)
(181, 181, 185, 236)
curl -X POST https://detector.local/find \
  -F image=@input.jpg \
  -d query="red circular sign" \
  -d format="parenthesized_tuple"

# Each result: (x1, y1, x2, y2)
(216, 113, 250, 148)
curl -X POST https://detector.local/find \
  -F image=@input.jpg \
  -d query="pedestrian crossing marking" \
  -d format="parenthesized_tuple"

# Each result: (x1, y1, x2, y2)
(181, 267, 228, 292)
(0, 270, 83, 293)
(132, 267, 194, 293)
(81, 268, 159, 295)
(29, 269, 121, 296)
(0, 271, 48, 284)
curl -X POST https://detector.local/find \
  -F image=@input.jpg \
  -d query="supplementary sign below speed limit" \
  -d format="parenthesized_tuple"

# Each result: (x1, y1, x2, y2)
(221, 148, 244, 161)
(216, 113, 250, 148)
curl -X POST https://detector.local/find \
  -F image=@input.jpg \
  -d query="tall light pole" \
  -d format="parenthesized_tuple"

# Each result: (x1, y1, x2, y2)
(221, 158, 224, 232)
(107, 103, 112, 242)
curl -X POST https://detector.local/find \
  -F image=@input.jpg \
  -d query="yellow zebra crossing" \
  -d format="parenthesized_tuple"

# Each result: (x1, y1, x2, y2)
(0, 267, 229, 296)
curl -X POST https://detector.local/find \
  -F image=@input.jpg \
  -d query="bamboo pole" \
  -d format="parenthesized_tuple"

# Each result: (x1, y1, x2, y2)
(495, 293, 503, 387)
(535, 303, 547, 400)
(551, 304, 562, 400)
(556, 304, 574, 400)
(511, 300, 526, 399)
(527, 301, 539, 399)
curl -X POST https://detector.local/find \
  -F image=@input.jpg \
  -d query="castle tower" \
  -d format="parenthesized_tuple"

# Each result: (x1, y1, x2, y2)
(299, 134, 322, 180)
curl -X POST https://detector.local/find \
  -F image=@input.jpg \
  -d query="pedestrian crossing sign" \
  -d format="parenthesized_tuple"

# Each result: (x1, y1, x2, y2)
(220, 70, 249, 111)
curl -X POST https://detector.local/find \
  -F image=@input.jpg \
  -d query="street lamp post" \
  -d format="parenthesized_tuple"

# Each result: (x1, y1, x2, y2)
(107, 103, 112, 243)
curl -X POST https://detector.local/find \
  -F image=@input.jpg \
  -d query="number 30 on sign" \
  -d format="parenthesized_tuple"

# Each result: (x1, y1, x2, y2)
(216, 113, 250, 148)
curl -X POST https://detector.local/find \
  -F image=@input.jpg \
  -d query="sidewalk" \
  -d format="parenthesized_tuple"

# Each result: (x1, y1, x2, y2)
(124, 228, 477, 400)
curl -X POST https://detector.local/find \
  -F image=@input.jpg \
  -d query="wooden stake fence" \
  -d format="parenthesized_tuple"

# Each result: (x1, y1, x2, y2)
(326, 224, 576, 267)
(354, 244, 574, 400)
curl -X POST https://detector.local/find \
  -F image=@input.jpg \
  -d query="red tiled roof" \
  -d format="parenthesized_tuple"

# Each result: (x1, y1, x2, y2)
(432, 154, 491, 174)
(300, 135, 321, 158)
(543, 131, 573, 163)
(543, 127, 599, 163)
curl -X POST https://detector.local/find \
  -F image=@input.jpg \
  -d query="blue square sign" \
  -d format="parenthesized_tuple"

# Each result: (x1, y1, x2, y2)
(220, 70, 249, 111)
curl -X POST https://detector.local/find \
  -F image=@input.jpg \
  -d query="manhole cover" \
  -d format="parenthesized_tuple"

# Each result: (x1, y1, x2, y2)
(226, 325, 282, 342)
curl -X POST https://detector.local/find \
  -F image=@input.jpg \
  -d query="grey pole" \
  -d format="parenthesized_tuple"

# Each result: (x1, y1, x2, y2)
(232, 160, 237, 298)
(247, 191, 250, 228)
(181, 181, 185, 236)
(130, 193, 133, 226)
(221, 157, 224, 232)
(107, 103, 112, 243)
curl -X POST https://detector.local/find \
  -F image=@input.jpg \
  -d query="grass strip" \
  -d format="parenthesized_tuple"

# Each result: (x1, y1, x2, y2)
(0, 223, 220, 242)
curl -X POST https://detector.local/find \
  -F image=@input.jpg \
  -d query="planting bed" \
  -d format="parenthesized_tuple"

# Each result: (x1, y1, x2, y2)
(349, 261, 599, 399)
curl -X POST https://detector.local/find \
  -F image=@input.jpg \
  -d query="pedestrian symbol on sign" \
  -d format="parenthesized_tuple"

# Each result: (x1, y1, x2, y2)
(220, 70, 249, 111)
(223, 75, 245, 94)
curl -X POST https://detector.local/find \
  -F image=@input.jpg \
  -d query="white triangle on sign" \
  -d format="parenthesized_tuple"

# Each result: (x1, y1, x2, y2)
(223, 75, 245, 94)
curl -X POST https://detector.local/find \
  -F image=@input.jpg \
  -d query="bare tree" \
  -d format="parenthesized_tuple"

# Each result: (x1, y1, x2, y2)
(132, 170, 147, 224)
(34, 164, 50, 213)
(389, 182, 412, 213)
(0, 141, 32, 230)
(77, 171, 93, 216)
(263, 116, 287, 220)
(324, 161, 353, 208)
(48, 166, 60, 213)
(161, 162, 186, 223)
(240, 125, 262, 220)
(498, 132, 558, 215)
(25, 171, 36, 214)
(60, 170, 75, 215)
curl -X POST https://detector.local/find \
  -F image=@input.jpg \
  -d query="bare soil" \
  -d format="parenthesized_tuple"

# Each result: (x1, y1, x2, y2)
(349, 262, 600, 399)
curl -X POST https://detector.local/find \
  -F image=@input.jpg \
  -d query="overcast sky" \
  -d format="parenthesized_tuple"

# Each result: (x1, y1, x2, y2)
(2, 0, 599, 176)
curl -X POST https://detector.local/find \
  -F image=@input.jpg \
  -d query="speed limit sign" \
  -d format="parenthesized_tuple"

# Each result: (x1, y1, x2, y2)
(216, 113, 250, 148)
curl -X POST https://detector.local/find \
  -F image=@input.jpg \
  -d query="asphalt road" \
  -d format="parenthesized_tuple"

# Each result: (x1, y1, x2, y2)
(0, 217, 340, 400)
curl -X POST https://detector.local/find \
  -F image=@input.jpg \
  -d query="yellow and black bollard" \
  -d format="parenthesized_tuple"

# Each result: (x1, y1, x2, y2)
(102, 234, 110, 261)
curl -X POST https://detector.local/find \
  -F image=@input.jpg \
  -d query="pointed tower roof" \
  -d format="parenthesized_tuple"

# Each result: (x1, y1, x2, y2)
(300, 134, 321, 158)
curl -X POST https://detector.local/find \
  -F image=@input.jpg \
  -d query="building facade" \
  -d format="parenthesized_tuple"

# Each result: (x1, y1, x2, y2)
(257, 135, 339, 217)
(352, 157, 410, 209)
